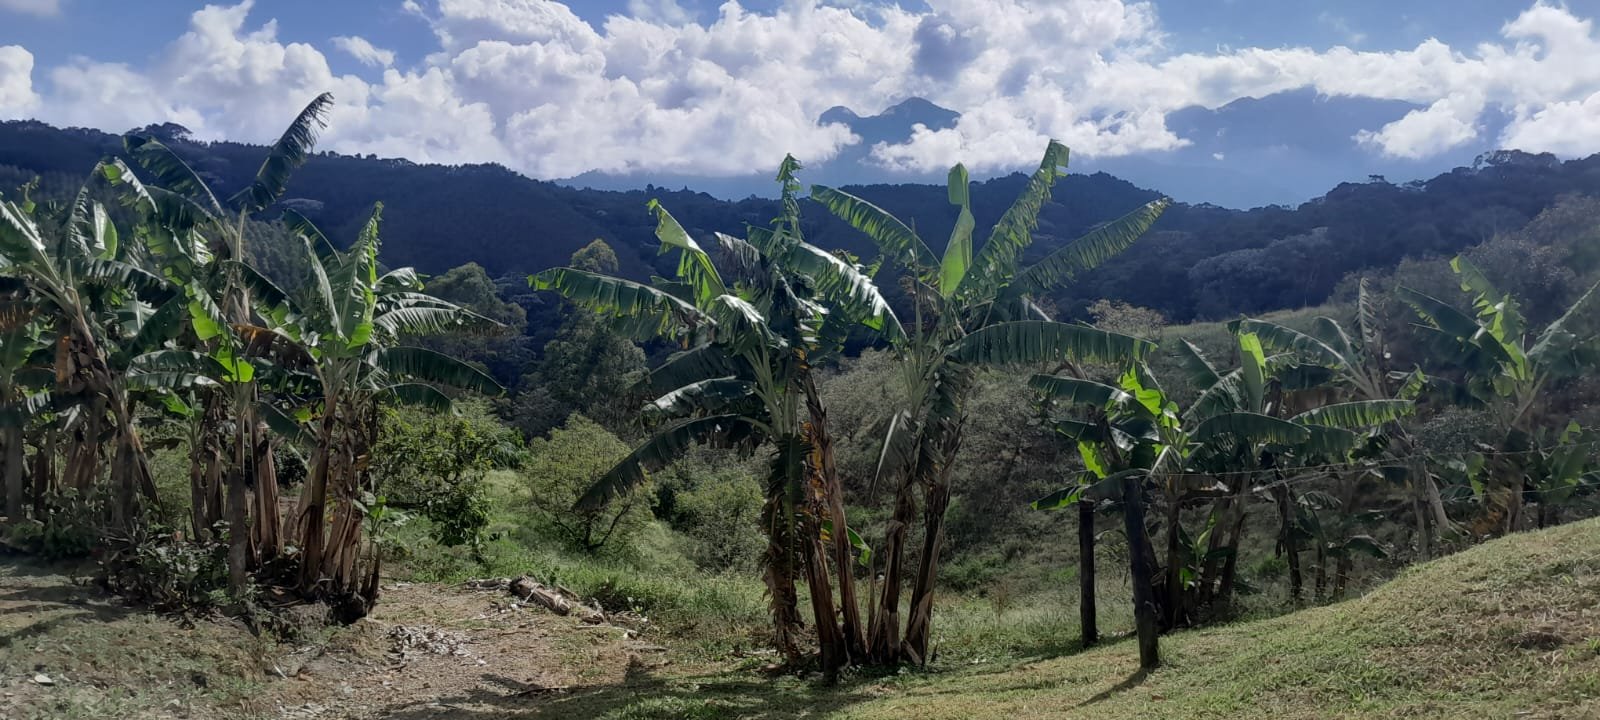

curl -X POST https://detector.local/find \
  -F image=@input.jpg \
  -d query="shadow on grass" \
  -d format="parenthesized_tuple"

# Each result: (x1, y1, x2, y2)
(374, 665, 874, 719)
(0, 560, 132, 650)
(1075, 668, 1150, 708)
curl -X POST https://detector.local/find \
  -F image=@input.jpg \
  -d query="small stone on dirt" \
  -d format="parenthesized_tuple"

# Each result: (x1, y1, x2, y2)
(31, 673, 54, 686)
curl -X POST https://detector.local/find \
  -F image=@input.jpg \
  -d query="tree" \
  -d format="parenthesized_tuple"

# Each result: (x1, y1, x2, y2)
(419, 262, 531, 387)
(115, 92, 333, 589)
(0, 164, 167, 532)
(532, 157, 898, 677)
(281, 206, 503, 617)
(524, 414, 645, 554)
(513, 244, 647, 439)
(812, 141, 1169, 664)
(1398, 255, 1600, 535)
(1232, 282, 1442, 559)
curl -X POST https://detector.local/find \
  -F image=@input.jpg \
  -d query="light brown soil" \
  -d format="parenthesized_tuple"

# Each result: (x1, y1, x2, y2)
(0, 560, 677, 720)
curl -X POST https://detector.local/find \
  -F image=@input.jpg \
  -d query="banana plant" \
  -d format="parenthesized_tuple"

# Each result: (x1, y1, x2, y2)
(1234, 280, 1454, 558)
(113, 92, 333, 584)
(532, 157, 897, 676)
(1398, 255, 1600, 533)
(0, 277, 50, 519)
(1037, 330, 1411, 626)
(0, 173, 170, 531)
(283, 205, 502, 616)
(812, 141, 1169, 664)
(1289, 489, 1387, 601)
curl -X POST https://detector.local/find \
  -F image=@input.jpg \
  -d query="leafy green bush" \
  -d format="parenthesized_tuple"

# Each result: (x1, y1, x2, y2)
(371, 401, 520, 555)
(655, 452, 764, 573)
(523, 414, 651, 555)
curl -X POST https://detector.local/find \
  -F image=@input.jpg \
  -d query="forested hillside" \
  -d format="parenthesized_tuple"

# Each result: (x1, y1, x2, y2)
(5, 120, 1598, 324)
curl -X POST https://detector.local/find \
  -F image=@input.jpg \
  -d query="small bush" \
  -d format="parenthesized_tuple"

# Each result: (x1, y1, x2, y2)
(97, 530, 230, 614)
(372, 401, 520, 554)
(523, 414, 651, 555)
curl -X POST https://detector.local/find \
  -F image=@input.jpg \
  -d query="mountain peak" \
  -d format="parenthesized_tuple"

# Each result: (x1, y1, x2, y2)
(818, 97, 960, 146)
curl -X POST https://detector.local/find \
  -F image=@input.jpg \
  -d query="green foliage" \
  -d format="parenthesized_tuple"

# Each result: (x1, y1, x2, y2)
(98, 533, 231, 614)
(658, 454, 765, 573)
(371, 401, 519, 553)
(523, 414, 651, 555)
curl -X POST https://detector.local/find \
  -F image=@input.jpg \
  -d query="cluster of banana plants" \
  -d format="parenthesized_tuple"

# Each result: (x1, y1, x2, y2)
(534, 141, 1172, 673)
(1028, 252, 1600, 668)
(0, 94, 499, 620)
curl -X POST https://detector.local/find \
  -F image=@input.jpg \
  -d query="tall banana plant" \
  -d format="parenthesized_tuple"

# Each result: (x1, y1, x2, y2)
(1230, 284, 1446, 559)
(0, 277, 49, 519)
(1034, 346, 1407, 628)
(1171, 330, 1411, 604)
(533, 157, 898, 676)
(284, 206, 502, 616)
(0, 172, 175, 530)
(812, 141, 1168, 664)
(1398, 255, 1600, 534)
(115, 92, 332, 587)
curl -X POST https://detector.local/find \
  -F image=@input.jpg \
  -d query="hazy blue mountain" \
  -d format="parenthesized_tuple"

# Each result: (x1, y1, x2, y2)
(561, 97, 957, 196)
(1078, 88, 1510, 208)
(566, 90, 1517, 209)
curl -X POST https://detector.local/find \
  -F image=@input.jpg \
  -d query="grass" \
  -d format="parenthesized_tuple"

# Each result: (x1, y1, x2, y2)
(547, 516, 1600, 719)
(384, 470, 774, 657)
(0, 561, 273, 719)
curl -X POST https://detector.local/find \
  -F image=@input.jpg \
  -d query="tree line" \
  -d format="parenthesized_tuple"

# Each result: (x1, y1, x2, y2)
(0, 95, 501, 621)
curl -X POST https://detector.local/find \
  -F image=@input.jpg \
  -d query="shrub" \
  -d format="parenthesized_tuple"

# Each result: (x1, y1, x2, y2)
(669, 461, 764, 573)
(524, 414, 651, 555)
(371, 401, 520, 555)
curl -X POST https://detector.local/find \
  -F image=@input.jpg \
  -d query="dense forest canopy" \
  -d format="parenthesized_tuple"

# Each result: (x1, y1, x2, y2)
(4, 120, 1596, 325)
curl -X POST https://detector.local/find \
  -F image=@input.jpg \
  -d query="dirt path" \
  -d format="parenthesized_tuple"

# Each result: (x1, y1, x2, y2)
(0, 560, 681, 719)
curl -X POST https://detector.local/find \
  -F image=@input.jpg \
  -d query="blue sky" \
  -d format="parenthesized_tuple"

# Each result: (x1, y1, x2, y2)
(4, 0, 1600, 190)
(10, 1, 1593, 71)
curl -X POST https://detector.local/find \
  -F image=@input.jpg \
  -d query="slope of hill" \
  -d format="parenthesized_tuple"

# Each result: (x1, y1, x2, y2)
(564, 517, 1600, 718)
(6, 515, 1595, 718)
(4, 119, 1600, 323)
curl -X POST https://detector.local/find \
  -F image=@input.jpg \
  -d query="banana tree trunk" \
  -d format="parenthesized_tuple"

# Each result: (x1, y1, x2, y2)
(30, 427, 53, 516)
(902, 481, 948, 666)
(761, 477, 803, 662)
(226, 397, 252, 593)
(1212, 469, 1256, 603)
(1412, 484, 1433, 562)
(1274, 484, 1302, 604)
(296, 408, 336, 592)
(1123, 474, 1160, 669)
(802, 376, 863, 660)
(1163, 481, 1185, 629)
(252, 420, 281, 561)
(3, 424, 22, 520)
(801, 517, 845, 680)
(1077, 497, 1098, 646)
(1313, 544, 1328, 602)
(867, 470, 914, 664)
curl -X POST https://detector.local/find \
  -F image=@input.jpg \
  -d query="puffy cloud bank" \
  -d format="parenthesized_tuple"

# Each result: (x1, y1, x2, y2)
(5, 0, 1600, 178)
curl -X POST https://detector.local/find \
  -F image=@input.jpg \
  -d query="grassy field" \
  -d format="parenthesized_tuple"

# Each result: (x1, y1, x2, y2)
(544, 517, 1600, 719)
(6, 502, 1597, 718)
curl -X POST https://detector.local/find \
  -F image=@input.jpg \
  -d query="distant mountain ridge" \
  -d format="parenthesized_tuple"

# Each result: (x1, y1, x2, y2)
(561, 90, 1513, 208)
(1, 118, 1595, 327)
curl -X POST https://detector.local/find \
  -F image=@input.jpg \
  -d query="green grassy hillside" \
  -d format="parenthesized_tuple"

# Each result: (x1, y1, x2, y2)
(570, 518, 1600, 719)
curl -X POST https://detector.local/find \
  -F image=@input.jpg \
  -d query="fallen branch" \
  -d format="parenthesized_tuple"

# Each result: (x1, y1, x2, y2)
(508, 576, 605, 621)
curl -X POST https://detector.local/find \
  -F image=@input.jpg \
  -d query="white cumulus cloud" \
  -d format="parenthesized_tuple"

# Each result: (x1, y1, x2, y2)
(0, 46, 40, 119)
(10, 0, 1600, 180)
